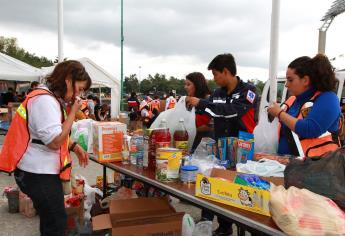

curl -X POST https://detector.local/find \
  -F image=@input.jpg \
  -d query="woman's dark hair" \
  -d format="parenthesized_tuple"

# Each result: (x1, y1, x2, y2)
(46, 60, 92, 98)
(288, 54, 336, 92)
(186, 72, 211, 98)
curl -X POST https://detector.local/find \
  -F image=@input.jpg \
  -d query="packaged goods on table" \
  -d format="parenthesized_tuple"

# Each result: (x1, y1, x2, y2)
(195, 169, 283, 216)
(236, 131, 254, 164)
(93, 122, 127, 163)
(156, 148, 182, 182)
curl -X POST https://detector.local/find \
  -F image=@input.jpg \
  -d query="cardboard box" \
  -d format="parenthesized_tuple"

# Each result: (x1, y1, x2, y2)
(93, 122, 127, 163)
(195, 169, 283, 216)
(92, 197, 183, 236)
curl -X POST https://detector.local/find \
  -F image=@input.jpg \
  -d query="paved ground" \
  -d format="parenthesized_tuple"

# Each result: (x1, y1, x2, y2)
(0, 135, 220, 236)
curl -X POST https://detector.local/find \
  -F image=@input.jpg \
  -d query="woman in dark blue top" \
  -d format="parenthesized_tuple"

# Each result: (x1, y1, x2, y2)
(268, 54, 340, 157)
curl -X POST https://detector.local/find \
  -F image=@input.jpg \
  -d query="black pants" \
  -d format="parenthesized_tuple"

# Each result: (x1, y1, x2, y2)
(202, 209, 232, 231)
(14, 169, 67, 236)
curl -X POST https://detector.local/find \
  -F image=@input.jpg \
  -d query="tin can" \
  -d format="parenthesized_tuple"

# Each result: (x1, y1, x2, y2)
(180, 165, 198, 183)
(155, 148, 182, 182)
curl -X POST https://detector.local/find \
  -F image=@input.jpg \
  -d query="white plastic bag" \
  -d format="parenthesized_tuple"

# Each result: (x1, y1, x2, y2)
(236, 159, 285, 177)
(192, 221, 212, 236)
(270, 185, 345, 236)
(151, 96, 196, 151)
(254, 112, 279, 154)
(182, 214, 195, 236)
(71, 119, 94, 153)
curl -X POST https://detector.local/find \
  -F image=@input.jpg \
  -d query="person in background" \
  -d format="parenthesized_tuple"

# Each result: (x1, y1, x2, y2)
(93, 96, 102, 121)
(186, 53, 258, 236)
(139, 100, 152, 128)
(98, 103, 110, 121)
(127, 92, 140, 111)
(268, 54, 340, 157)
(0, 60, 91, 236)
(165, 91, 177, 110)
(150, 95, 161, 112)
(3, 87, 15, 106)
(26, 81, 40, 95)
(184, 72, 213, 152)
(87, 94, 96, 120)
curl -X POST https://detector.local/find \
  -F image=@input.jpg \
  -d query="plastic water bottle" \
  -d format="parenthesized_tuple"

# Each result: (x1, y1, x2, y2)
(136, 136, 144, 168)
(129, 135, 138, 165)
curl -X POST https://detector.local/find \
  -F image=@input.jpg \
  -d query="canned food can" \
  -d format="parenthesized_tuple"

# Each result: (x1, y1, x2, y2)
(155, 148, 182, 182)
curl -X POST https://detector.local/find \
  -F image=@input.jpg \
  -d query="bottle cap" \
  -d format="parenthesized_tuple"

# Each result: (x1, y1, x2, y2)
(179, 118, 184, 122)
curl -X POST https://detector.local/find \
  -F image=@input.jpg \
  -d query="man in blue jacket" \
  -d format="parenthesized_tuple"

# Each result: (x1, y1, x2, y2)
(186, 53, 258, 236)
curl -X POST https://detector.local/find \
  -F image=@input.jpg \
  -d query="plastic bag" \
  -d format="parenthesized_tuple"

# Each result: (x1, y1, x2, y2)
(182, 214, 195, 236)
(71, 119, 94, 153)
(254, 112, 279, 154)
(151, 96, 196, 151)
(284, 148, 345, 211)
(269, 184, 345, 235)
(192, 221, 212, 236)
(236, 159, 285, 177)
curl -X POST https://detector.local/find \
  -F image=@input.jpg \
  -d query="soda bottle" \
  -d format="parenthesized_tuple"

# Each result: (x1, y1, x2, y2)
(174, 118, 189, 155)
(149, 119, 171, 170)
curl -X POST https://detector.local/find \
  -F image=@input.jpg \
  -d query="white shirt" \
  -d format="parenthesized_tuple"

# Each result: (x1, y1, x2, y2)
(17, 90, 63, 174)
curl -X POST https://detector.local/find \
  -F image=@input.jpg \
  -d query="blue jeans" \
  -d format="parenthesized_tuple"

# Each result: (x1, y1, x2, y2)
(14, 169, 67, 236)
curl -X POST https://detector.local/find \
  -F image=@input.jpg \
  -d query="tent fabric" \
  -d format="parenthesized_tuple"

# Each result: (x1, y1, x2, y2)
(0, 52, 42, 82)
(42, 58, 120, 118)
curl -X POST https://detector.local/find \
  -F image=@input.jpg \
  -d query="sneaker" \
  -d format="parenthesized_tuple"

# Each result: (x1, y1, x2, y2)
(212, 226, 233, 236)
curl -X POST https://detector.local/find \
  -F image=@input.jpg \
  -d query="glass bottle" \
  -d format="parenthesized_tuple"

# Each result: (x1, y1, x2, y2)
(174, 118, 189, 155)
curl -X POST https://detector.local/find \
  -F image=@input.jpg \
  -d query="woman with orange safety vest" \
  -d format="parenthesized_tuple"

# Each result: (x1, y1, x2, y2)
(268, 54, 340, 157)
(0, 60, 91, 236)
(165, 92, 177, 110)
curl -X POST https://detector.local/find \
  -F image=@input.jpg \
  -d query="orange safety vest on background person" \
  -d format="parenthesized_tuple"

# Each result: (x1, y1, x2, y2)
(167, 97, 176, 109)
(280, 91, 339, 157)
(150, 99, 161, 111)
(0, 89, 72, 181)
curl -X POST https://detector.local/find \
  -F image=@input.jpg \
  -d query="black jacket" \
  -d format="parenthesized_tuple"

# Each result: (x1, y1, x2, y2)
(197, 77, 258, 139)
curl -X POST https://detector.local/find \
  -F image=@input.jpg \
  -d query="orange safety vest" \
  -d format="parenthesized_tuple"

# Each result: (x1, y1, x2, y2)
(0, 89, 72, 181)
(167, 97, 176, 109)
(150, 99, 160, 111)
(280, 91, 339, 157)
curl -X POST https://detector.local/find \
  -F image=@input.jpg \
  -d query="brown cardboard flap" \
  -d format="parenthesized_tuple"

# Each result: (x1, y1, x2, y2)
(92, 214, 112, 231)
(114, 212, 184, 227)
(210, 169, 236, 181)
(112, 218, 182, 236)
(109, 197, 172, 221)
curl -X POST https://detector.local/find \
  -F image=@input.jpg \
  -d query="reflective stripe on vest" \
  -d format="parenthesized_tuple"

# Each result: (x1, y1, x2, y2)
(0, 88, 72, 180)
(280, 91, 339, 157)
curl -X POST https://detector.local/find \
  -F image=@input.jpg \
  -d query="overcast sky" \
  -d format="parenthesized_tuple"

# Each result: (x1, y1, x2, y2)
(0, 0, 344, 82)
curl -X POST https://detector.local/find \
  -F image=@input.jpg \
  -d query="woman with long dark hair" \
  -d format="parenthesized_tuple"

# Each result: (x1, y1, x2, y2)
(0, 60, 92, 235)
(184, 72, 213, 151)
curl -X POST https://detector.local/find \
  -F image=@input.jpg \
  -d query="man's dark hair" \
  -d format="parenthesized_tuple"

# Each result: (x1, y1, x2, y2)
(208, 53, 237, 76)
(87, 94, 94, 100)
(30, 81, 39, 88)
(130, 92, 136, 97)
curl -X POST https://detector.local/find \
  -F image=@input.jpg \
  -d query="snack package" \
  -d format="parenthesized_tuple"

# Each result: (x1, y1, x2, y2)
(227, 137, 238, 168)
(237, 131, 254, 164)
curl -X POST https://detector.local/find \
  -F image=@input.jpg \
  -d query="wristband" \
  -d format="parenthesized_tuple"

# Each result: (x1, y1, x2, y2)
(69, 141, 77, 152)
(278, 110, 285, 121)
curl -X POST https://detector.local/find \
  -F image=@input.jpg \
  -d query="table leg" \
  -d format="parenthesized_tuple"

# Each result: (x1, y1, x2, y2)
(102, 165, 107, 198)
(236, 224, 245, 236)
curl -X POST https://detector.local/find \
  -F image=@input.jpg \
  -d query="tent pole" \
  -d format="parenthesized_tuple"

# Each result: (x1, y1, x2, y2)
(268, 0, 280, 103)
(58, 0, 64, 63)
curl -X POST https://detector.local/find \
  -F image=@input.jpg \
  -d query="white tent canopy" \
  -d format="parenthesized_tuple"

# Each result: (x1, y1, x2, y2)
(42, 58, 120, 118)
(0, 52, 42, 82)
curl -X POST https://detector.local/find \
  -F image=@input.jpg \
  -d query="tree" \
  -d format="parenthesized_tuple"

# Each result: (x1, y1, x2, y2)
(248, 79, 265, 95)
(207, 79, 218, 92)
(0, 36, 53, 68)
(124, 74, 139, 94)
(140, 79, 152, 94)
